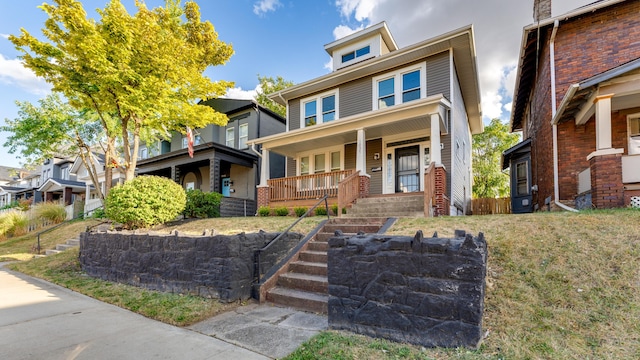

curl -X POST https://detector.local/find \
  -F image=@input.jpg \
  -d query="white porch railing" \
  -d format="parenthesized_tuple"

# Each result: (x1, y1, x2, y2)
(84, 198, 103, 216)
(622, 155, 640, 183)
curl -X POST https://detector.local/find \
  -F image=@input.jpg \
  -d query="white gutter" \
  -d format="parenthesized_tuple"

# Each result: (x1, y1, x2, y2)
(550, 19, 578, 212)
(250, 144, 262, 158)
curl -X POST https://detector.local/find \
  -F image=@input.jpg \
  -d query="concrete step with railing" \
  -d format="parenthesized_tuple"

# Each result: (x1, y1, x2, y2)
(45, 238, 80, 256)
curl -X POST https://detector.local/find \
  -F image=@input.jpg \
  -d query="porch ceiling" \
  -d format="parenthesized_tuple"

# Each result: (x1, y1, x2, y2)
(254, 95, 445, 157)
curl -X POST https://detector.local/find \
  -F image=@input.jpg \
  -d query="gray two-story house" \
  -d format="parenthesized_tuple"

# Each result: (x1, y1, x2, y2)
(136, 98, 286, 216)
(251, 22, 482, 216)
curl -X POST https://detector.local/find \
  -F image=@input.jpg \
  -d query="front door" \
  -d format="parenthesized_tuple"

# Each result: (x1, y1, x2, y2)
(222, 177, 231, 197)
(395, 145, 420, 193)
(511, 157, 533, 213)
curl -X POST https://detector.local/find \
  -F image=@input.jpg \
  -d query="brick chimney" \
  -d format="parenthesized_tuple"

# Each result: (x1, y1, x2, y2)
(533, 0, 552, 21)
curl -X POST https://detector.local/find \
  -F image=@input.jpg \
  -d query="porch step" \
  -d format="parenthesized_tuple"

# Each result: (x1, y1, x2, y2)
(345, 195, 424, 217)
(45, 238, 80, 256)
(264, 218, 387, 315)
(266, 287, 328, 314)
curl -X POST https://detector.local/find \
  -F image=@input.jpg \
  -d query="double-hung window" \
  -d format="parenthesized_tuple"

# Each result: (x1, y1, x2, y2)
(239, 123, 248, 149)
(301, 91, 338, 128)
(341, 45, 371, 64)
(226, 127, 234, 147)
(373, 64, 426, 110)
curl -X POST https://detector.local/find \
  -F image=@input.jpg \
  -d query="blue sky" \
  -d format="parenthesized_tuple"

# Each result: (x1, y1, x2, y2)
(0, 0, 592, 168)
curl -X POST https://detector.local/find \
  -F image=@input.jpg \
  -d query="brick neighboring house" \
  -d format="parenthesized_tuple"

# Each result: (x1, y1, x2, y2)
(505, 0, 640, 212)
(250, 22, 482, 216)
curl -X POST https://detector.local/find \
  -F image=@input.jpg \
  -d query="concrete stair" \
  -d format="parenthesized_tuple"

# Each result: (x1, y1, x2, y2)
(345, 194, 425, 217)
(265, 218, 388, 314)
(45, 238, 80, 256)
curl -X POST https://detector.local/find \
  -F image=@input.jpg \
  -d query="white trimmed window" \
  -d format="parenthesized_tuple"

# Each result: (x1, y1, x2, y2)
(373, 63, 426, 110)
(226, 127, 234, 147)
(341, 45, 371, 63)
(139, 147, 148, 159)
(239, 123, 249, 149)
(182, 135, 201, 149)
(300, 90, 338, 128)
(297, 149, 342, 175)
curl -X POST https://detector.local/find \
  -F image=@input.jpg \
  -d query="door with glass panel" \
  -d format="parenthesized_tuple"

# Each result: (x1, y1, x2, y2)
(395, 146, 420, 193)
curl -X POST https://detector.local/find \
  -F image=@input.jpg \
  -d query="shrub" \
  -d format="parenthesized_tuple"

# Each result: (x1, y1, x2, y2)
(105, 175, 186, 229)
(330, 203, 339, 216)
(184, 189, 222, 218)
(91, 208, 106, 219)
(0, 211, 29, 237)
(315, 206, 328, 216)
(257, 206, 271, 217)
(0, 200, 19, 210)
(294, 206, 308, 217)
(274, 206, 290, 216)
(34, 202, 67, 224)
(17, 198, 32, 211)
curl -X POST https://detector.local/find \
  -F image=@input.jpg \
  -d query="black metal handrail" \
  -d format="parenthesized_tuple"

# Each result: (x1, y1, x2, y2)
(36, 205, 105, 254)
(253, 194, 329, 284)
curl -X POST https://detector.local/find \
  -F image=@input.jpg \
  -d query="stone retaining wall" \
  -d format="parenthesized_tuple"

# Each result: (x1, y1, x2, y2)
(327, 230, 487, 348)
(79, 230, 302, 302)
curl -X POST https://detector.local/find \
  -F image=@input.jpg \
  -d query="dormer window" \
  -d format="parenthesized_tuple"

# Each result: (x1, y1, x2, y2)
(341, 45, 371, 63)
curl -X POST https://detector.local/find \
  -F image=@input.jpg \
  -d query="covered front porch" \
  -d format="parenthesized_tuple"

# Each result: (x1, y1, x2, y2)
(553, 59, 640, 209)
(251, 96, 451, 216)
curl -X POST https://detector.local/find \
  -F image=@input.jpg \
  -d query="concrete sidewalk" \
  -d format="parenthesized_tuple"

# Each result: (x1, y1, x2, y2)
(0, 263, 326, 359)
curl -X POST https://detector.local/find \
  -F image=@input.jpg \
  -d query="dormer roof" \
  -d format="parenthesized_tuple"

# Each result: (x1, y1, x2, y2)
(323, 21, 398, 55)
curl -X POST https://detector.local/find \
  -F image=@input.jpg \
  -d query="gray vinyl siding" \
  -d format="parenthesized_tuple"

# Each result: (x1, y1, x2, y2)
(426, 50, 451, 100)
(450, 64, 472, 214)
(344, 144, 356, 170)
(340, 77, 372, 118)
(260, 112, 286, 137)
(366, 139, 382, 194)
(286, 157, 296, 177)
(289, 98, 301, 131)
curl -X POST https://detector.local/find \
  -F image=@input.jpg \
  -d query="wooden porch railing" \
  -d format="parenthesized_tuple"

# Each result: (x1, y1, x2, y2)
(423, 162, 436, 217)
(338, 170, 360, 214)
(267, 170, 354, 202)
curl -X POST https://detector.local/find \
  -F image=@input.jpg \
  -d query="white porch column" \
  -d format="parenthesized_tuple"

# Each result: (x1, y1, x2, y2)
(430, 113, 442, 164)
(356, 128, 367, 175)
(595, 94, 613, 150)
(588, 94, 623, 160)
(259, 148, 270, 187)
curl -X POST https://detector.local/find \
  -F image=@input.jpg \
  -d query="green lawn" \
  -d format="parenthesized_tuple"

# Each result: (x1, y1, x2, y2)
(3, 211, 640, 359)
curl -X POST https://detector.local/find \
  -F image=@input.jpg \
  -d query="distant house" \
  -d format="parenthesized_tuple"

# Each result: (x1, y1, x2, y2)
(505, 0, 640, 212)
(136, 98, 286, 216)
(69, 152, 126, 215)
(0, 166, 40, 207)
(250, 22, 482, 216)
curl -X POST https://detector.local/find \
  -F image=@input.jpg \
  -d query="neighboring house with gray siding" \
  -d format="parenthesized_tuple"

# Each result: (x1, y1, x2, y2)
(136, 98, 286, 216)
(251, 22, 482, 216)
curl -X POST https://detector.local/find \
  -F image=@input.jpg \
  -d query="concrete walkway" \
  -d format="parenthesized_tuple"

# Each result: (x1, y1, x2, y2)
(0, 263, 327, 359)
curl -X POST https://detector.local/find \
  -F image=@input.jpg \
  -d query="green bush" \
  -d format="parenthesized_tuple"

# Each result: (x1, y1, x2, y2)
(105, 175, 186, 229)
(293, 206, 308, 217)
(314, 206, 328, 216)
(0, 200, 19, 210)
(330, 203, 339, 216)
(34, 202, 67, 224)
(257, 206, 271, 217)
(91, 208, 106, 219)
(0, 211, 29, 237)
(274, 206, 289, 216)
(184, 189, 222, 218)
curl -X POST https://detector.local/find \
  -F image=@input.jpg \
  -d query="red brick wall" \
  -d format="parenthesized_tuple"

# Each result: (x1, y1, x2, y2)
(527, 1, 640, 209)
(434, 167, 448, 216)
(359, 175, 370, 198)
(590, 153, 624, 208)
(257, 186, 269, 209)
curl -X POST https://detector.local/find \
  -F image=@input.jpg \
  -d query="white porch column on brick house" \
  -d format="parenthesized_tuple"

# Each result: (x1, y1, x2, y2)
(356, 128, 368, 175)
(588, 94, 623, 159)
(258, 148, 270, 187)
(430, 113, 442, 164)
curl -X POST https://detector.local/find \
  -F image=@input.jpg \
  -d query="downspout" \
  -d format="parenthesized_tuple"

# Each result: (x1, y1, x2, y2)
(550, 19, 578, 212)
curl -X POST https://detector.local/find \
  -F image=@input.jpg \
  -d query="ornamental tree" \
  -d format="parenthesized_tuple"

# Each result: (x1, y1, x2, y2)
(255, 74, 294, 118)
(10, 0, 234, 184)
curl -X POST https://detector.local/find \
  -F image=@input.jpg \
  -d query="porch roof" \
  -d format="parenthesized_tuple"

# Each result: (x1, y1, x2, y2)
(501, 138, 532, 171)
(249, 95, 448, 158)
(552, 58, 640, 126)
(37, 178, 87, 193)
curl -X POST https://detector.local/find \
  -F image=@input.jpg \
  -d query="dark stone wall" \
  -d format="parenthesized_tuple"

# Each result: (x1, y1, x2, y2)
(327, 230, 487, 349)
(79, 230, 302, 302)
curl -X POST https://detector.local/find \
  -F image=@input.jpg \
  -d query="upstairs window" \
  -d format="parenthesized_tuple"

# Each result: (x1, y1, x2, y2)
(373, 64, 426, 110)
(239, 123, 249, 149)
(139, 147, 148, 159)
(301, 91, 338, 128)
(226, 128, 234, 147)
(341, 45, 371, 63)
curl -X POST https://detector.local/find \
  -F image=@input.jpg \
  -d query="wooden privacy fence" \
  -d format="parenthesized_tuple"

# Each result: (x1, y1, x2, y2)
(471, 197, 511, 215)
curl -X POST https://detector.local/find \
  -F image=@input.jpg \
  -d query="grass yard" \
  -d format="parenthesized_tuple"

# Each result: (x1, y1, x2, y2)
(3, 210, 640, 359)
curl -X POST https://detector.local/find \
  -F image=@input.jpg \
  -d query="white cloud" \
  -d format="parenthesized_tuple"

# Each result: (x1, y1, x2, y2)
(253, 0, 282, 16)
(0, 54, 50, 96)
(333, 24, 364, 40)
(335, 0, 380, 21)
(224, 85, 258, 100)
(323, 57, 333, 72)
(0, 34, 9, 39)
